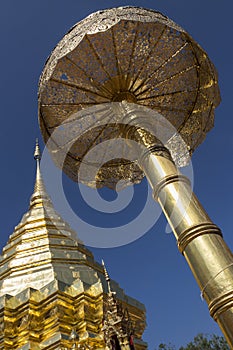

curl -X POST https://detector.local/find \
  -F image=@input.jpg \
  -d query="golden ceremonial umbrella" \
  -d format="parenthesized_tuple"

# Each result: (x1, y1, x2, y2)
(38, 6, 220, 189)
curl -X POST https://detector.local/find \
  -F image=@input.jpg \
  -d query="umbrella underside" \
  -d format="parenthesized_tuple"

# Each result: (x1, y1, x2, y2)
(39, 8, 220, 189)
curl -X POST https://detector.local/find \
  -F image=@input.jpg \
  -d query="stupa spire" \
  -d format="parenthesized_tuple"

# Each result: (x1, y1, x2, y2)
(30, 139, 50, 208)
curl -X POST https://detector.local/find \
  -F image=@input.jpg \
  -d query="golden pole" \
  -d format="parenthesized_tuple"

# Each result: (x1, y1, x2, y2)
(116, 98, 233, 345)
(137, 136, 233, 346)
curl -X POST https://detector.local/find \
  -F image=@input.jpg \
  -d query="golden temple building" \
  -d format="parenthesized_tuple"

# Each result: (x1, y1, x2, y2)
(0, 142, 147, 350)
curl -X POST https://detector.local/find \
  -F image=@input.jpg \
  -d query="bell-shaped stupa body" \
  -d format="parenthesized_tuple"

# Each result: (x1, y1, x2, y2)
(0, 142, 146, 349)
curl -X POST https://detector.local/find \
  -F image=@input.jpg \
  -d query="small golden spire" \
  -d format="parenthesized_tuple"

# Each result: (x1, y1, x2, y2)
(102, 260, 112, 294)
(101, 260, 135, 349)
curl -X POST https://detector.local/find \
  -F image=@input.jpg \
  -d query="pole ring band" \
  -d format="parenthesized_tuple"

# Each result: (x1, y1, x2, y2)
(153, 174, 191, 201)
(139, 145, 173, 165)
(147, 145, 171, 155)
(208, 288, 233, 320)
(177, 223, 222, 254)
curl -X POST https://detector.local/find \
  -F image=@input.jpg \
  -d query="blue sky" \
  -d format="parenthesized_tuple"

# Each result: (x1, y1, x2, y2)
(0, 1, 233, 348)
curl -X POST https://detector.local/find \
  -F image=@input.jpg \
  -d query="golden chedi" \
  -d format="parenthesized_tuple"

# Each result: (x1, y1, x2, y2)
(0, 142, 146, 350)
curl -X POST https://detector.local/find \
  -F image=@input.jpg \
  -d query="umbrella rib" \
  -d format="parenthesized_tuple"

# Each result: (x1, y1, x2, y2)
(203, 103, 214, 132)
(125, 21, 140, 87)
(41, 104, 110, 131)
(111, 26, 121, 78)
(129, 24, 167, 91)
(50, 77, 110, 100)
(64, 104, 112, 125)
(178, 40, 202, 133)
(42, 102, 108, 107)
(95, 108, 124, 169)
(133, 41, 189, 95)
(191, 103, 213, 151)
(199, 91, 211, 104)
(47, 108, 114, 150)
(136, 64, 197, 98)
(137, 87, 198, 101)
(150, 105, 189, 113)
(198, 66, 218, 101)
(68, 109, 124, 169)
(49, 106, 112, 129)
(204, 55, 218, 87)
(63, 55, 114, 97)
(85, 35, 114, 82)
(73, 110, 116, 163)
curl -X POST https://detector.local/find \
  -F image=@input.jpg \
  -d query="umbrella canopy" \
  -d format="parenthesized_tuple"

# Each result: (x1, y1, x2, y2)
(38, 6, 220, 189)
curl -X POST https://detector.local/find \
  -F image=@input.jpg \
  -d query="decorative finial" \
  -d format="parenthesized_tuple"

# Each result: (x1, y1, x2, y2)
(34, 138, 41, 161)
(102, 260, 110, 281)
(102, 259, 135, 349)
(102, 260, 112, 294)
